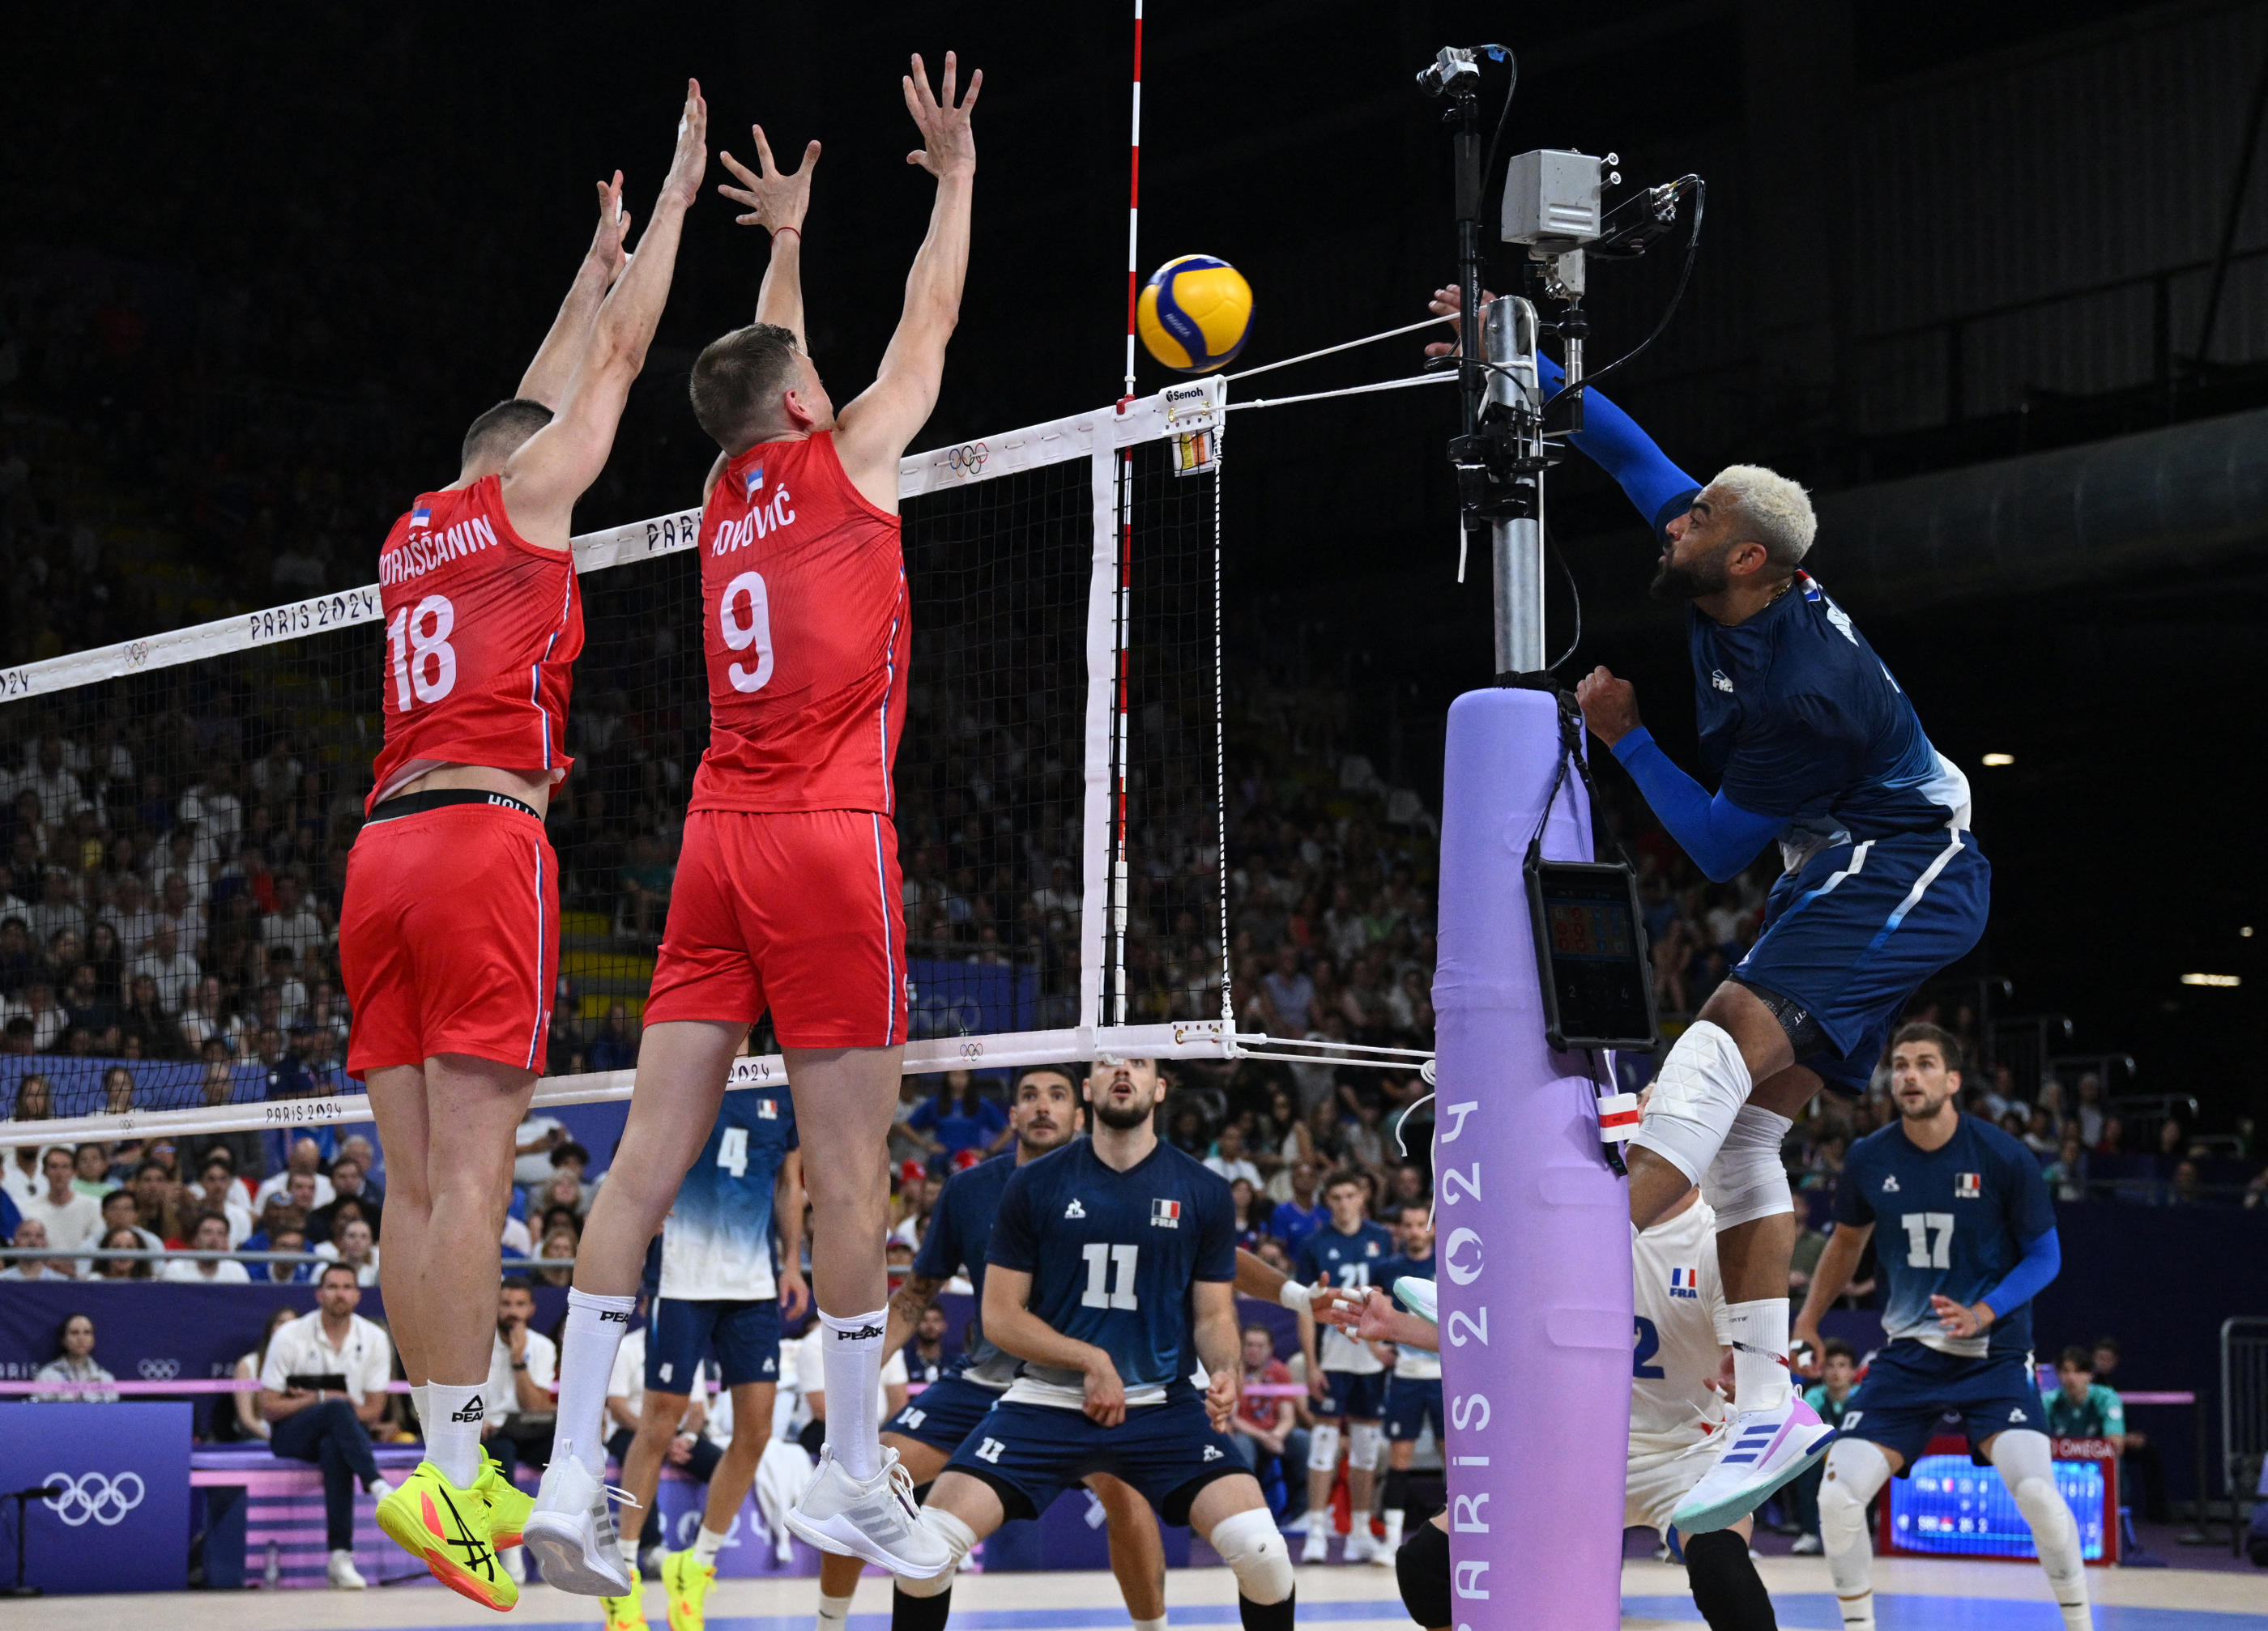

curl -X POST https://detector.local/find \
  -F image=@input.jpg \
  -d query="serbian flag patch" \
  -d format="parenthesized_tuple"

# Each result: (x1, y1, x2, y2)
(1597, 1092, 1643, 1142)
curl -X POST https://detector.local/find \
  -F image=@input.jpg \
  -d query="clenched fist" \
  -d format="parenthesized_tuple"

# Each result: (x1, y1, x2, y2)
(1575, 666, 1643, 747)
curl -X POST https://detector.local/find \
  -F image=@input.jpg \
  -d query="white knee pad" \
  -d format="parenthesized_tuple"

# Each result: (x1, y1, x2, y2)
(1307, 1422, 1341, 1474)
(1701, 1103, 1795, 1229)
(1818, 1437, 1890, 1559)
(1210, 1507, 1294, 1606)
(893, 1507, 979, 1599)
(1991, 1430, 2087, 1598)
(1631, 1021, 1752, 1187)
(1347, 1422, 1383, 1473)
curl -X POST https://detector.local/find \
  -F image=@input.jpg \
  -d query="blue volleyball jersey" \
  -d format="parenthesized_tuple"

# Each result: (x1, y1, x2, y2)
(1691, 572, 1971, 861)
(660, 1086, 798, 1301)
(1375, 1251, 1440, 1380)
(912, 1149, 1020, 1386)
(1296, 1220, 1397, 1373)
(1832, 1114, 2056, 1361)
(987, 1138, 1236, 1408)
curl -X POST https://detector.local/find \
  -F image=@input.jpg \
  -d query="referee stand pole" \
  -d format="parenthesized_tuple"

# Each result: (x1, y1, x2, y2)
(1430, 238, 1631, 1623)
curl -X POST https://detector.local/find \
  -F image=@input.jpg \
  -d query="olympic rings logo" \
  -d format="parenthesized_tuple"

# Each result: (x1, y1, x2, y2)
(944, 442, 988, 475)
(138, 1357, 181, 1379)
(43, 1472, 145, 1527)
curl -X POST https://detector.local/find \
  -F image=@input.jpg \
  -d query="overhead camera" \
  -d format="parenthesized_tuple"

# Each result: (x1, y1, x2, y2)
(1415, 46, 1481, 99)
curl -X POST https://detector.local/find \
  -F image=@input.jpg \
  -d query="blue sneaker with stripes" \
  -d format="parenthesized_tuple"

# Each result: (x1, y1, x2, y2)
(1669, 1395, 1836, 1535)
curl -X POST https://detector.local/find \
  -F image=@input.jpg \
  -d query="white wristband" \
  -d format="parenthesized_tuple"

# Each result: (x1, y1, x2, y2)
(1278, 1280, 1316, 1314)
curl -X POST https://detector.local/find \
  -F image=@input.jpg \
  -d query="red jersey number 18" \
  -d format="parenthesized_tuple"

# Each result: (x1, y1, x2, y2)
(719, 570, 775, 694)
(388, 594, 459, 709)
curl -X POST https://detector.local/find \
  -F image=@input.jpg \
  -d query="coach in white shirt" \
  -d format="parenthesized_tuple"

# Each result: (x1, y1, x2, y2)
(483, 1276, 560, 1473)
(18, 1146, 104, 1253)
(262, 1264, 395, 1588)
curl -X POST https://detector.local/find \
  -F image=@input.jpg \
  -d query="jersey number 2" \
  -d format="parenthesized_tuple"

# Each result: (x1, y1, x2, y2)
(1632, 1316, 1665, 1380)
(1899, 1212, 1955, 1268)
(386, 595, 457, 709)
(719, 570, 776, 693)
(1081, 1243, 1139, 1309)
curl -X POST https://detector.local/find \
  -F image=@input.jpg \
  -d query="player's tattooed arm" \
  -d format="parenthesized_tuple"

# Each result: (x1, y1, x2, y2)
(884, 1272, 945, 1361)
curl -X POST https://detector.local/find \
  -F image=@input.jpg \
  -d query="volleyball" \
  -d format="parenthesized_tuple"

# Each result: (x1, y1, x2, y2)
(1137, 254, 1252, 373)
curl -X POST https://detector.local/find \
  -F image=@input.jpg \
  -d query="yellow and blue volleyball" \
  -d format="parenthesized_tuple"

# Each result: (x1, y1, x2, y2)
(1137, 255, 1252, 373)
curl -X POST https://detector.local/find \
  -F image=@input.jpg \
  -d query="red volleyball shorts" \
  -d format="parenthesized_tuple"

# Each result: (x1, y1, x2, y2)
(644, 809, 909, 1050)
(339, 798, 558, 1076)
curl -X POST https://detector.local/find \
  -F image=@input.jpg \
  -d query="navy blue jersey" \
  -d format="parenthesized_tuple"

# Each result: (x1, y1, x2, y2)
(987, 1139, 1236, 1407)
(1297, 1220, 1398, 1373)
(661, 1085, 798, 1301)
(1832, 1114, 2056, 1361)
(1692, 572, 1971, 855)
(912, 1149, 1019, 1385)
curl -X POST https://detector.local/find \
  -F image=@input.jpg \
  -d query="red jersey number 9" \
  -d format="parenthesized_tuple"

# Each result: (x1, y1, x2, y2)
(720, 569, 776, 694)
(387, 594, 458, 709)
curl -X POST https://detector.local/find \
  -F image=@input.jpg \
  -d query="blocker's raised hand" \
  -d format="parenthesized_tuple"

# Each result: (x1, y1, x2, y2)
(589, 171, 632, 283)
(1575, 665, 1643, 748)
(657, 78, 710, 211)
(904, 50, 981, 180)
(718, 125, 820, 235)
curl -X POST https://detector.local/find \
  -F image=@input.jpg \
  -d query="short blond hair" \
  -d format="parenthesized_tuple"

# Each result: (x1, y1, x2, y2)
(1710, 465, 1815, 569)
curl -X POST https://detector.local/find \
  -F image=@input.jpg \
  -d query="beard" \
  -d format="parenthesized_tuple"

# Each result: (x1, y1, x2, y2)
(1017, 1118, 1070, 1154)
(1649, 539, 1733, 601)
(1898, 1092, 1955, 1122)
(1094, 1097, 1154, 1131)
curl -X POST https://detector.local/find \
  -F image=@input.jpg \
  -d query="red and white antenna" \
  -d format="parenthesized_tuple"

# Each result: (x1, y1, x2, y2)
(1122, 0, 1143, 403)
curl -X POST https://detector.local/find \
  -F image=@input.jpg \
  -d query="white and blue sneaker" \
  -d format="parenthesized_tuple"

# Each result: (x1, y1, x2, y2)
(1670, 1395, 1835, 1535)
(1392, 1276, 1438, 1323)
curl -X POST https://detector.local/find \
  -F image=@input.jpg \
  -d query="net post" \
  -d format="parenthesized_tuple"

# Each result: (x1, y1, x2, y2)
(1080, 446, 1119, 1037)
(1434, 687, 1630, 1627)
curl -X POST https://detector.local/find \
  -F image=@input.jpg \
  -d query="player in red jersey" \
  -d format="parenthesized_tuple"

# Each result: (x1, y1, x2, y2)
(530, 54, 979, 1594)
(343, 83, 710, 1614)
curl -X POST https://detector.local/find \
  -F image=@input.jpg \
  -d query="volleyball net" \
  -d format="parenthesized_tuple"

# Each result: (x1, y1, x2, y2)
(0, 379, 1277, 1146)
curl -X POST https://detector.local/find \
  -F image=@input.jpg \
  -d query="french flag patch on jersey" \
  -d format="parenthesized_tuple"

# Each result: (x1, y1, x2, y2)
(1151, 1199, 1182, 1228)
(1669, 1267, 1699, 1300)
(742, 465, 765, 501)
(410, 505, 433, 530)
(1955, 1171, 1982, 1199)
(757, 1098, 778, 1120)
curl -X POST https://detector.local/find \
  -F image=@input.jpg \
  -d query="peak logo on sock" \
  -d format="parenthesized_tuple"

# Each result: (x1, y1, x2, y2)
(834, 1324, 885, 1342)
(450, 1400, 486, 1424)
(599, 1309, 630, 1324)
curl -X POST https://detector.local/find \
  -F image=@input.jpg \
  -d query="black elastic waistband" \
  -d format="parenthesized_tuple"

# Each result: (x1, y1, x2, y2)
(366, 788, 539, 824)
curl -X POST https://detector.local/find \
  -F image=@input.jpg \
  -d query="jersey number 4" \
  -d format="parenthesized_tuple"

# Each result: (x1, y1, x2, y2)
(386, 595, 457, 709)
(1899, 1212, 1955, 1269)
(719, 571, 776, 693)
(717, 1126, 750, 1178)
(1081, 1243, 1140, 1309)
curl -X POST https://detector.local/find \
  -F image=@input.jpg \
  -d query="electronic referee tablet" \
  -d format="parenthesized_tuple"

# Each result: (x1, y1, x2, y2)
(1524, 858, 1659, 1052)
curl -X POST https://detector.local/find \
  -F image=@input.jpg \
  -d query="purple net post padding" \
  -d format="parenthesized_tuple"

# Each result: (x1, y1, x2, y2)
(1431, 687, 1632, 1631)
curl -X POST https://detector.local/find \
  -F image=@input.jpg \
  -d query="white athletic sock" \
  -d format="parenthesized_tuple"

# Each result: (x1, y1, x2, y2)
(620, 1533, 640, 1574)
(557, 1289, 637, 1474)
(817, 1305, 889, 1480)
(1724, 1299, 1792, 1412)
(693, 1527, 727, 1568)
(1381, 1507, 1405, 1553)
(816, 1591, 855, 1629)
(1134, 1617, 1168, 1631)
(411, 1382, 432, 1434)
(424, 1382, 487, 1488)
